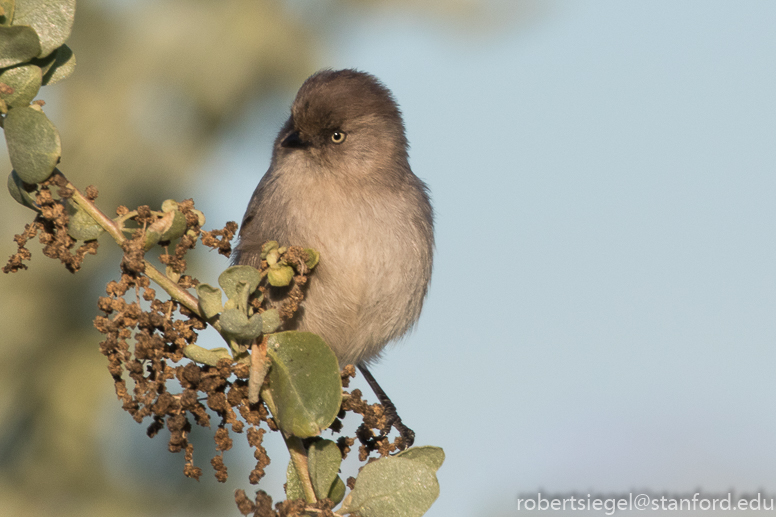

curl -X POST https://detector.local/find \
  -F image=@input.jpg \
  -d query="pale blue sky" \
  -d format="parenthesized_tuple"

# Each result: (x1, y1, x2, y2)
(187, 2, 776, 515)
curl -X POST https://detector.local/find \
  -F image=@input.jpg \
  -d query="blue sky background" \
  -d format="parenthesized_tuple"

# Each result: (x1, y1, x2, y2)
(103, 2, 776, 515)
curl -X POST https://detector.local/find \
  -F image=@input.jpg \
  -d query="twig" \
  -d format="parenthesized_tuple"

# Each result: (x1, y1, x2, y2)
(60, 170, 203, 317)
(248, 336, 270, 404)
(285, 434, 318, 504)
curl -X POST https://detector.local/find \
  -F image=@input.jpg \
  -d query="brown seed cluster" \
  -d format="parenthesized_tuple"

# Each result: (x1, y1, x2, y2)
(94, 204, 274, 486)
(341, 387, 409, 461)
(4, 172, 98, 273)
(235, 488, 343, 517)
(249, 245, 314, 322)
(5, 180, 406, 516)
(201, 221, 238, 257)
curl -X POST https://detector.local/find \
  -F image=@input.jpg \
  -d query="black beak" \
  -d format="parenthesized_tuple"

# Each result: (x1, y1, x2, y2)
(281, 130, 308, 149)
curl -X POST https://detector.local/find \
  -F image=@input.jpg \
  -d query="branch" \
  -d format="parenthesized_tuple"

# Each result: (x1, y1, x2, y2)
(286, 435, 318, 505)
(59, 170, 203, 317)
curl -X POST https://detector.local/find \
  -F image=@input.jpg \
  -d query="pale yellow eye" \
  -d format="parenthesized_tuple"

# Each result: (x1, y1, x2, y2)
(331, 131, 346, 144)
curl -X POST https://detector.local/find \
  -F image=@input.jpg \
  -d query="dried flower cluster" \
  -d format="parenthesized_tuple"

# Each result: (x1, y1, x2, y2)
(4, 174, 98, 273)
(5, 181, 410, 516)
(93, 198, 276, 486)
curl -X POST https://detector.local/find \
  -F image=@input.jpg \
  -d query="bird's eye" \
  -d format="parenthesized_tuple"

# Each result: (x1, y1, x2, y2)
(331, 131, 346, 144)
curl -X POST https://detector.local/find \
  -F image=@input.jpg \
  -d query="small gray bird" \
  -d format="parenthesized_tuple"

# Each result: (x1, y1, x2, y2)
(232, 69, 434, 446)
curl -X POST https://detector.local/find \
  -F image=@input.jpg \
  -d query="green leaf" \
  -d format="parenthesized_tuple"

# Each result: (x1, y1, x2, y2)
(160, 199, 178, 212)
(219, 307, 263, 341)
(40, 43, 74, 85)
(303, 248, 320, 269)
(329, 475, 346, 505)
(4, 106, 61, 183)
(160, 209, 187, 242)
(191, 208, 205, 226)
(183, 345, 232, 367)
(66, 199, 104, 241)
(265, 331, 341, 437)
(195, 284, 223, 320)
(261, 240, 279, 259)
(7, 170, 38, 211)
(285, 439, 346, 505)
(12, 0, 75, 58)
(0, 0, 16, 26)
(223, 285, 248, 313)
(395, 446, 445, 472)
(0, 63, 41, 107)
(339, 457, 440, 517)
(267, 264, 294, 286)
(142, 211, 176, 250)
(0, 25, 40, 67)
(165, 264, 180, 284)
(142, 229, 162, 250)
(308, 439, 343, 501)
(260, 308, 281, 334)
(218, 265, 261, 302)
(265, 248, 280, 267)
(285, 459, 305, 501)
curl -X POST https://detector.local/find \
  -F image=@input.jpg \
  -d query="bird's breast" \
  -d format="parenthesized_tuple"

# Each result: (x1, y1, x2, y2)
(273, 173, 428, 365)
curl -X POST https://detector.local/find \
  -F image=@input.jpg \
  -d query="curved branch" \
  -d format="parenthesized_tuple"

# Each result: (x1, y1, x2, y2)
(58, 170, 202, 316)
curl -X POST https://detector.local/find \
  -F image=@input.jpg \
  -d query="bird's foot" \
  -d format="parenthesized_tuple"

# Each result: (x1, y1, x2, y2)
(381, 406, 415, 450)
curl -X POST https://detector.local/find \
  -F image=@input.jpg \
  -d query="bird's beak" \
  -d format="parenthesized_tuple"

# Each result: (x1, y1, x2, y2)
(281, 130, 308, 149)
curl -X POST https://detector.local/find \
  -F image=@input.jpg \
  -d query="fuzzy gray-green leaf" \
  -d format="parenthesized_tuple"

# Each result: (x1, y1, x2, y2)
(218, 265, 261, 301)
(183, 345, 232, 367)
(265, 331, 341, 437)
(339, 457, 440, 517)
(0, 25, 40, 67)
(260, 240, 279, 258)
(66, 199, 104, 241)
(0, 63, 41, 107)
(328, 475, 346, 505)
(7, 170, 38, 211)
(395, 446, 446, 472)
(0, 0, 16, 26)
(303, 248, 320, 269)
(260, 308, 281, 334)
(285, 459, 305, 501)
(4, 106, 61, 183)
(308, 439, 343, 501)
(267, 264, 294, 286)
(219, 307, 263, 341)
(196, 284, 223, 320)
(12, 0, 75, 58)
(160, 209, 187, 242)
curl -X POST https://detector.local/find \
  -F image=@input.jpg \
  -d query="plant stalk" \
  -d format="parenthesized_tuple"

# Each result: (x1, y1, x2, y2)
(248, 336, 270, 404)
(61, 171, 204, 318)
(285, 434, 318, 505)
